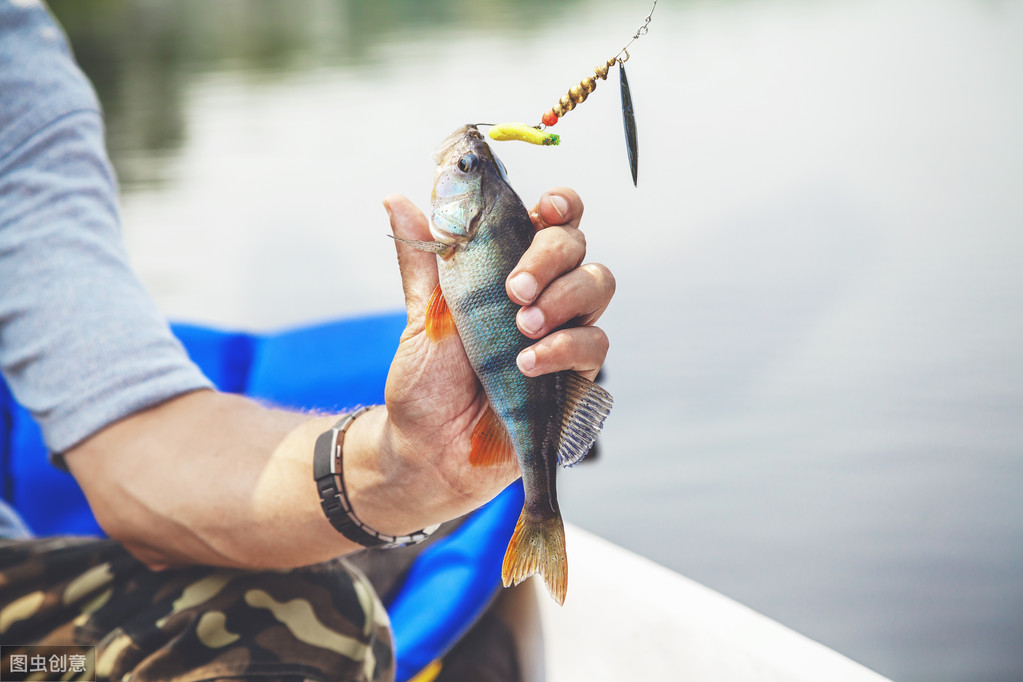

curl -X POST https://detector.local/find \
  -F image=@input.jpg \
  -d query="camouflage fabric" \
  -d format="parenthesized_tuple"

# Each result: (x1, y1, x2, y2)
(0, 537, 394, 681)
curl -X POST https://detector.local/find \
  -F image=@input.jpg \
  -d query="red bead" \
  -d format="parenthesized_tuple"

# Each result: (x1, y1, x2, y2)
(542, 110, 559, 127)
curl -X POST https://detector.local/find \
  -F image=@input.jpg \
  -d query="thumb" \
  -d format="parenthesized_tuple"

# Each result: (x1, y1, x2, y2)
(384, 194, 438, 318)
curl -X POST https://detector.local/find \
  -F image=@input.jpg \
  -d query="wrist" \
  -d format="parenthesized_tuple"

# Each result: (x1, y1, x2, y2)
(326, 405, 433, 542)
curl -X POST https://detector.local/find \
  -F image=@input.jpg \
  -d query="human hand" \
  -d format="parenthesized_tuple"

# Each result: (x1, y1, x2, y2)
(64, 189, 613, 570)
(508, 188, 614, 382)
(345, 189, 614, 535)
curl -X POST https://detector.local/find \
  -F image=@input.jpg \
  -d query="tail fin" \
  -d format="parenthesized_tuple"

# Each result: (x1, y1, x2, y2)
(502, 509, 568, 605)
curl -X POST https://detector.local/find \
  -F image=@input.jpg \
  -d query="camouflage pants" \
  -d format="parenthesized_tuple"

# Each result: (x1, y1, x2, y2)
(0, 537, 394, 681)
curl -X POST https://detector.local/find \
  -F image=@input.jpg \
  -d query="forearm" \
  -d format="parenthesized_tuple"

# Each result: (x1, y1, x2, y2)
(59, 187, 609, 572)
(64, 390, 427, 569)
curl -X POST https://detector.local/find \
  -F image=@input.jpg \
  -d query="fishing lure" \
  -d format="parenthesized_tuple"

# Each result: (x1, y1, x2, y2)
(488, 122, 560, 146)
(619, 58, 639, 186)
(486, 0, 657, 186)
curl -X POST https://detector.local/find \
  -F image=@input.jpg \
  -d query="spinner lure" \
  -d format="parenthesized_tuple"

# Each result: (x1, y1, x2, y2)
(485, 0, 657, 187)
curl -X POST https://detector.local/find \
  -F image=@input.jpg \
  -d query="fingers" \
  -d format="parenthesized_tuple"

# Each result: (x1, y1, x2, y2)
(516, 263, 615, 339)
(507, 226, 586, 305)
(510, 187, 615, 381)
(509, 188, 589, 307)
(516, 326, 609, 382)
(512, 188, 615, 337)
(529, 187, 584, 231)
(508, 189, 586, 307)
(384, 194, 438, 317)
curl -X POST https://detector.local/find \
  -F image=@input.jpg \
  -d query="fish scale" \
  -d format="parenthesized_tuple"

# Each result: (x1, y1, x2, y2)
(441, 218, 541, 451)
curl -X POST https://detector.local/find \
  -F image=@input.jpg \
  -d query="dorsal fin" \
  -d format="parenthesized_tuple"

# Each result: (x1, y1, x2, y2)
(556, 372, 614, 468)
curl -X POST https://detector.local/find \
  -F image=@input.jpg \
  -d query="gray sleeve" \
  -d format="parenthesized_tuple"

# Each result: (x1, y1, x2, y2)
(0, 3, 212, 454)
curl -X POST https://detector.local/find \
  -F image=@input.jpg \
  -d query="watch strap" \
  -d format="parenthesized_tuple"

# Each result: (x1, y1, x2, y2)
(314, 407, 437, 549)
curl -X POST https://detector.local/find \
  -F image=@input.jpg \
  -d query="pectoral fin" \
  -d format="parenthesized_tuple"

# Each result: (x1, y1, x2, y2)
(556, 371, 614, 468)
(425, 285, 457, 341)
(470, 406, 517, 467)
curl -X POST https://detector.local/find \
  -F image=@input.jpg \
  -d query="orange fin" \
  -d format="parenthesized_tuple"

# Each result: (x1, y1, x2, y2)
(469, 407, 516, 467)
(502, 510, 568, 605)
(425, 284, 457, 341)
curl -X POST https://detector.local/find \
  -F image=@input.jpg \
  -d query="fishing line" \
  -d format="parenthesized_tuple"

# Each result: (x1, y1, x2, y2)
(616, 0, 658, 61)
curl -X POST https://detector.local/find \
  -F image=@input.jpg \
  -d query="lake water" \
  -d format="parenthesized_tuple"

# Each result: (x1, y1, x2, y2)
(49, 0, 1023, 680)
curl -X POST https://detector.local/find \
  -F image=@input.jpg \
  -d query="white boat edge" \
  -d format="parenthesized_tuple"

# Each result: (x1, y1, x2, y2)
(492, 523, 893, 682)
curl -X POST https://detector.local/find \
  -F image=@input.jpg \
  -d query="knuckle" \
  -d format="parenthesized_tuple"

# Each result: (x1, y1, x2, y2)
(594, 327, 610, 356)
(543, 330, 574, 359)
(549, 228, 585, 268)
(571, 226, 587, 254)
(572, 231, 589, 259)
(529, 226, 556, 250)
(561, 232, 584, 264)
(582, 263, 615, 295)
(534, 227, 583, 270)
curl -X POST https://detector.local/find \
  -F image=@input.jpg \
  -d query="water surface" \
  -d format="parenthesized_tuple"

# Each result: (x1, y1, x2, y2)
(51, 1, 1023, 680)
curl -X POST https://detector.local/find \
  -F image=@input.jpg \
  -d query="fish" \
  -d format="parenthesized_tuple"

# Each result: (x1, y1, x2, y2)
(398, 124, 613, 605)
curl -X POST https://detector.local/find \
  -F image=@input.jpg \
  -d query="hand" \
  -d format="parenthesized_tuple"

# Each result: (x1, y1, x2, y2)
(351, 189, 614, 533)
(63, 189, 614, 570)
(509, 189, 614, 382)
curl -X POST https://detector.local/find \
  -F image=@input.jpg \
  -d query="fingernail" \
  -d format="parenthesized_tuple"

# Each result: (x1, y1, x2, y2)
(517, 348, 536, 374)
(547, 194, 568, 221)
(518, 306, 544, 335)
(382, 199, 392, 218)
(508, 272, 538, 303)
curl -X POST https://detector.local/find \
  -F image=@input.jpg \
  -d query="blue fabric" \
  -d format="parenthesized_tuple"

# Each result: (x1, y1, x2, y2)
(391, 482, 523, 681)
(0, 311, 520, 679)
(0, 379, 32, 538)
(0, 499, 32, 539)
(1, 378, 12, 500)
(246, 313, 406, 412)
(169, 324, 255, 395)
(6, 402, 102, 537)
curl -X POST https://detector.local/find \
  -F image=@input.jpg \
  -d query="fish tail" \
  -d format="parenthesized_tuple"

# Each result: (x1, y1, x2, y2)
(502, 508, 568, 606)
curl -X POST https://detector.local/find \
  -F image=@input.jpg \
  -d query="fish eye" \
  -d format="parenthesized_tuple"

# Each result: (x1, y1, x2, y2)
(457, 153, 479, 173)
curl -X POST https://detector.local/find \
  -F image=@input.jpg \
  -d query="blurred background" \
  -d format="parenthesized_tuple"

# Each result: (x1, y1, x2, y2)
(47, 0, 1023, 680)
